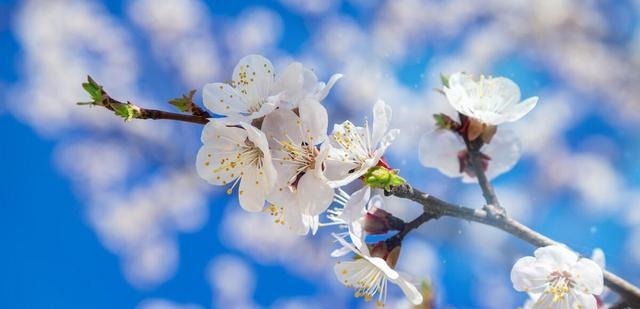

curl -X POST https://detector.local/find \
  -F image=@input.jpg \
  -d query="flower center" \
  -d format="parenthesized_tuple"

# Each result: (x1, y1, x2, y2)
(547, 270, 576, 302)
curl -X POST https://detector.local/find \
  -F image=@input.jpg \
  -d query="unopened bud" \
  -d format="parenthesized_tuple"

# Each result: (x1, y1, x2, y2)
(363, 166, 406, 191)
(364, 208, 404, 235)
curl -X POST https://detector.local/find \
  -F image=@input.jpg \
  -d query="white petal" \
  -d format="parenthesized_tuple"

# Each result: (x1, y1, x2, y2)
(418, 129, 464, 178)
(363, 256, 400, 280)
(481, 129, 522, 181)
(324, 149, 360, 187)
(348, 220, 366, 251)
(298, 99, 328, 145)
(376, 128, 399, 156)
(238, 166, 267, 212)
(392, 275, 424, 305)
(572, 258, 604, 295)
(272, 62, 304, 104)
(486, 77, 521, 112)
(338, 186, 370, 224)
(296, 173, 334, 216)
(534, 245, 579, 269)
(196, 146, 242, 185)
(282, 202, 309, 235)
(502, 96, 538, 122)
(200, 120, 247, 146)
(261, 107, 303, 147)
(202, 83, 247, 117)
(232, 54, 275, 105)
(510, 256, 553, 293)
(331, 246, 352, 258)
(240, 122, 275, 186)
(314, 73, 342, 101)
(567, 291, 598, 309)
(371, 100, 392, 146)
(334, 259, 370, 286)
(591, 248, 606, 269)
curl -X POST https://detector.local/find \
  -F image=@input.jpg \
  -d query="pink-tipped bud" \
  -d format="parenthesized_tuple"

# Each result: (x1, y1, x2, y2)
(364, 208, 404, 235)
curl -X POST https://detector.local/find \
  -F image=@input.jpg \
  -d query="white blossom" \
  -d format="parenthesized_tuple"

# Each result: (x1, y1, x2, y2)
(418, 128, 521, 182)
(196, 120, 277, 212)
(511, 245, 604, 309)
(261, 100, 333, 235)
(202, 54, 341, 122)
(325, 100, 399, 187)
(444, 72, 538, 125)
(332, 224, 423, 307)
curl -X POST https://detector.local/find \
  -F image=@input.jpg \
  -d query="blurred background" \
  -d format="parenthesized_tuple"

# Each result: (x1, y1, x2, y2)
(1, 0, 640, 308)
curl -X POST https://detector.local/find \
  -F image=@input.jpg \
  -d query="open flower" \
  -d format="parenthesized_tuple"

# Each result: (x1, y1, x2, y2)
(196, 120, 277, 212)
(443, 72, 538, 126)
(511, 245, 604, 309)
(203, 55, 341, 122)
(261, 100, 332, 235)
(276, 62, 343, 110)
(332, 225, 423, 307)
(418, 128, 521, 182)
(325, 100, 399, 187)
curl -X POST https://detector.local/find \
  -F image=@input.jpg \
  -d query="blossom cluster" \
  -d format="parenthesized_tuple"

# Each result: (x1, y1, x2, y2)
(195, 55, 417, 306)
(194, 55, 605, 308)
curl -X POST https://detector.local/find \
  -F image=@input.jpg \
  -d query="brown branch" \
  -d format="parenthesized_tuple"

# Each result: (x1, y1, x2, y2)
(135, 108, 209, 124)
(389, 183, 640, 306)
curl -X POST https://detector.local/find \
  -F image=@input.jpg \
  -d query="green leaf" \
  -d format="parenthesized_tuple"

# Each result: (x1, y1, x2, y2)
(81, 75, 103, 102)
(440, 73, 449, 88)
(169, 89, 197, 112)
(433, 114, 447, 128)
(111, 102, 140, 121)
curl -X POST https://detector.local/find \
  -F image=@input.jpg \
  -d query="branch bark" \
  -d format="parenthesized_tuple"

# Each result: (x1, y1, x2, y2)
(389, 183, 640, 306)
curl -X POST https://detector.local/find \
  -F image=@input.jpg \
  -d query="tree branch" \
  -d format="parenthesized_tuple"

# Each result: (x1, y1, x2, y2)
(389, 183, 640, 306)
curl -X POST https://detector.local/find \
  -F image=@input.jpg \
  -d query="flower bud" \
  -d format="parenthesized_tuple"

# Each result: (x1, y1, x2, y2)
(363, 166, 406, 191)
(369, 241, 402, 269)
(364, 208, 404, 235)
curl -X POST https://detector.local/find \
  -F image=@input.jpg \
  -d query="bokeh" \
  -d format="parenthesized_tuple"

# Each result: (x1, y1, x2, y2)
(1, 0, 640, 308)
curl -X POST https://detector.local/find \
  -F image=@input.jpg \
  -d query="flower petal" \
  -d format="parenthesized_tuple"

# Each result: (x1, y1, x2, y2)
(237, 166, 267, 212)
(231, 54, 275, 105)
(572, 258, 604, 295)
(363, 256, 400, 280)
(261, 107, 303, 148)
(392, 275, 424, 305)
(567, 291, 598, 309)
(510, 256, 553, 293)
(272, 62, 304, 104)
(418, 129, 464, 178)
(314, 73, 342, 101)
(298, 98, 328, 145)
(371, 100, 392, 147)
(476, 129, 522, 182)
(534, 245, 579, 270)
(296, 172, 334, 216)
(202, 83, 247, 117)
(502, 96, 538, 122)
(200, 120, 247, 146)
(338, 186, 371, 224)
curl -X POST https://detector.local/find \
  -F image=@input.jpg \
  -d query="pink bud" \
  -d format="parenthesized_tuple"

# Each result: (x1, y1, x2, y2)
(364, 208, 394, 234)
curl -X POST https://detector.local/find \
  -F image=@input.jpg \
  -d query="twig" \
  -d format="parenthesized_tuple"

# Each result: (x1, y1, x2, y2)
(386, 211, 440, 248)
(389, 183, 640, 306)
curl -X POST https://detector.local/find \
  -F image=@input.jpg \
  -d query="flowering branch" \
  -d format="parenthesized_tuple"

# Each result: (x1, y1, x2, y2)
(77, 76, 210, 125)
(388, 183, 640, 306)
(78, 62, 640, 308)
